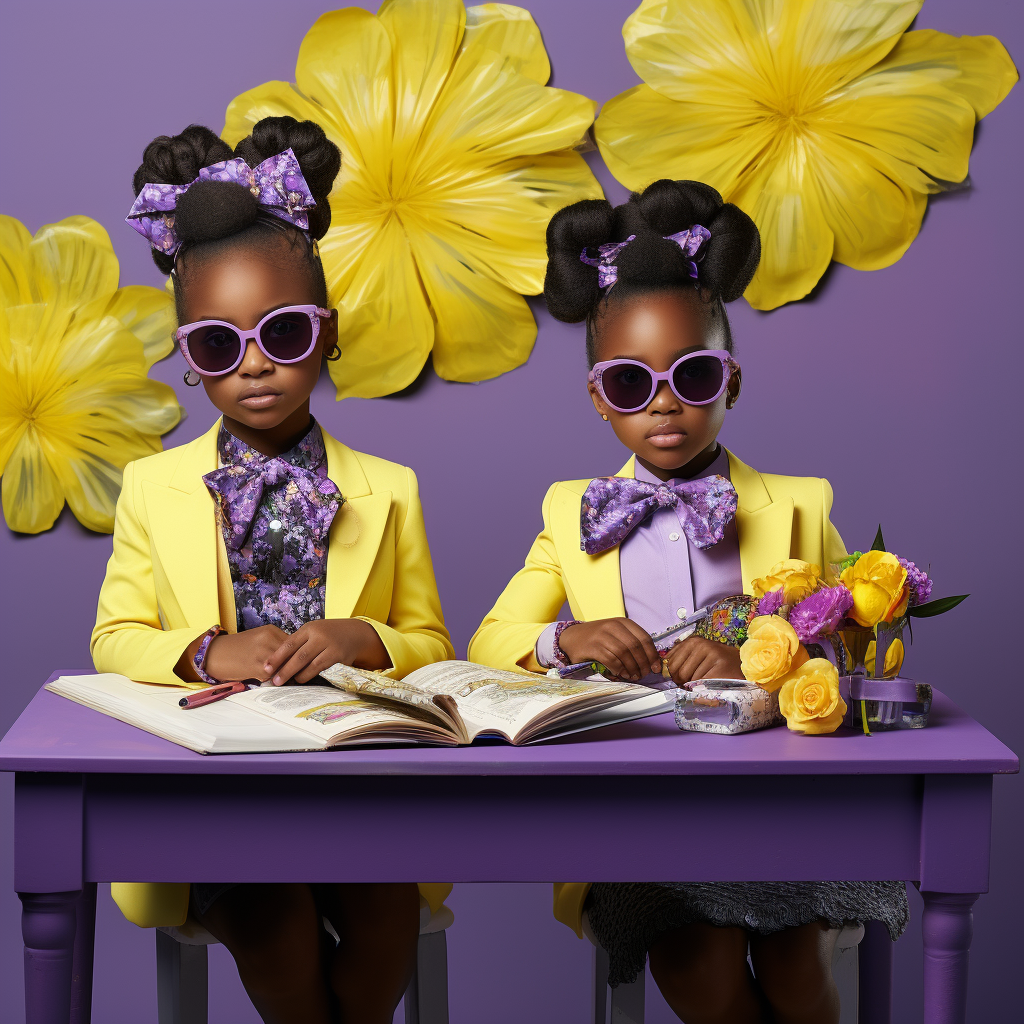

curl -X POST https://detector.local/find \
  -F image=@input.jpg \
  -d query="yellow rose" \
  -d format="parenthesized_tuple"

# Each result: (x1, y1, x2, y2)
(752, 559, 821, 604)
(739, 616, 809, 692)
(778, 659, 848, 735)
(839, 551, 909, 627)
(865, 638, 905, 679)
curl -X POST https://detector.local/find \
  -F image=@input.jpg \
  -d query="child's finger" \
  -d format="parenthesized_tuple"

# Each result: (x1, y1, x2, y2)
(668, 639, 705, 684)
(264, 633, 304, 676)
(621, 620, 662, 676)
(272, 640, 320, 686)
(294, 651, 336, 685)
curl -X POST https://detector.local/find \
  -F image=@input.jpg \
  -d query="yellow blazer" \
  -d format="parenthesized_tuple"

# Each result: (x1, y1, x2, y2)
(92, 419, 454, 927)
(466, 448, 846, 936)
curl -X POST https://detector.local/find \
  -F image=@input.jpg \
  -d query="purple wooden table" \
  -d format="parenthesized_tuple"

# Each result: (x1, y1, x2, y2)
(1, 673, 1017, 1024)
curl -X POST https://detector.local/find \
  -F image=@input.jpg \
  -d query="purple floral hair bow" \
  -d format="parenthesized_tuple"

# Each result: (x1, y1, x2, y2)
(126, 148, 316, 257)
(580, 225, 711, 290)
(581, 474, 737, 554)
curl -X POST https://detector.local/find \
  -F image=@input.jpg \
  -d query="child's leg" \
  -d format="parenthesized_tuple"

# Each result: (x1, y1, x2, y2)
(316, 881, 421, 1024)
(748, 921, 840, 1024)
(194, 882, 335, 1024)
(648, 922, 764, 1024)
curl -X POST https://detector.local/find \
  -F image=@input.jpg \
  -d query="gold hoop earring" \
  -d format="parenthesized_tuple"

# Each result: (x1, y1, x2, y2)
(601, 414, 609, 421)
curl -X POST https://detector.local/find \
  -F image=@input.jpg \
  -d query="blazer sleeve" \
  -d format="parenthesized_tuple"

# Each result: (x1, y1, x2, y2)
(467, 484, 569, 673)
(90, 462, 208, 685)
(357, 467, 455, 678)
(821, 477, 848, 571)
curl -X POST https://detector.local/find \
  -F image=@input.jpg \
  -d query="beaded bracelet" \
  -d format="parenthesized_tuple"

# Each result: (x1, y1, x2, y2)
(192, 625, 226, 685)
(552, 619, 583, 668)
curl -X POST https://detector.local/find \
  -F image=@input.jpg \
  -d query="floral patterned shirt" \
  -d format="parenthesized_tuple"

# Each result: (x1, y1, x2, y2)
(202, 421, 342, 634)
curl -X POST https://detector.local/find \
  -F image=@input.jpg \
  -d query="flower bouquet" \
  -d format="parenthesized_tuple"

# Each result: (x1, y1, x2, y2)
(739, 529, 967, 735)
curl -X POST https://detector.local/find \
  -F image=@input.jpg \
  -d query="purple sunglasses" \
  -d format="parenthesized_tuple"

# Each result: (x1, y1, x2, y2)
(589, 350, 737, 413)
(176, 304, 333, 376)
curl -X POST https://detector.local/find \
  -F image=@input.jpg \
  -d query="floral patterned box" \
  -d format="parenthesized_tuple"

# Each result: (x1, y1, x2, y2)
(674, 680, 782, 735)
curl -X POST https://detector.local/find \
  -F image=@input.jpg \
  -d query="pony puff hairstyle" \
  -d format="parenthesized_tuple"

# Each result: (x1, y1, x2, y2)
(132, 116, 341, 320)
(543, 180, 760, 365)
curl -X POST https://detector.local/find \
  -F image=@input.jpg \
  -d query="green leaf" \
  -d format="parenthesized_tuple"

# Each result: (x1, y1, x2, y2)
(870, 525, 886, 552)
(907, 594, 969, 618)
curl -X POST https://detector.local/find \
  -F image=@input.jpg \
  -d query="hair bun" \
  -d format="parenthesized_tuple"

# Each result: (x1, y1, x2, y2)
(174, 180, 260, 246)
(543, 199, 617, 323)
(233, 116, 341, 240)
(132, 124, 233, 196)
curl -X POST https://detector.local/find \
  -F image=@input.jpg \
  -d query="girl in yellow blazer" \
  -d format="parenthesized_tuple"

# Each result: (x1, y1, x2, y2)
(95, 118, 453, 1024)
(469, 182, 906, 1024)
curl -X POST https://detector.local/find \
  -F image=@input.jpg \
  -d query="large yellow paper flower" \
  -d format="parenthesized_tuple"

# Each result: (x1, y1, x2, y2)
(595, 0, 1017, 309)
(0, 216, 182, 534)
(223, 1, 602, 398)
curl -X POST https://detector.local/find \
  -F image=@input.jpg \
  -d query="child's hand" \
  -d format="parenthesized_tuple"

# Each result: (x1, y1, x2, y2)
(204, 625, 289, 683)
(557, 618, 661, 682)
(664, 637, 743, 685)
(263, 619, 392, 685)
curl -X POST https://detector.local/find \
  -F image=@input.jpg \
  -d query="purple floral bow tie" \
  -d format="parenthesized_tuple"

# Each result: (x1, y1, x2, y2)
(126, 148, 316, 257)
(581, 475, 737, 554)
(203, 458, 341, 552)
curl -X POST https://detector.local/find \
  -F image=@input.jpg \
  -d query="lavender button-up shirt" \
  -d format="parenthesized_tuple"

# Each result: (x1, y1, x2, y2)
(536, 446, 743, 673)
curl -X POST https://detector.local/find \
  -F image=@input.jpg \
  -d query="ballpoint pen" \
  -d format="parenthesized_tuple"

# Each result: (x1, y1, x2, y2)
(178, 681, 249, 709)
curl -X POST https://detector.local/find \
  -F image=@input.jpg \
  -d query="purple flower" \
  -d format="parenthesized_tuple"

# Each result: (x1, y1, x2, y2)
(757, 589, 785, 616)
(898, 557, 932, 606)
(789, 586, 854, 642)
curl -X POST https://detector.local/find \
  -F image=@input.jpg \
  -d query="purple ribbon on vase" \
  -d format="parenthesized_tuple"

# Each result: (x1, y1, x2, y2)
(126, 148, 316, 257)
(580, 475, 737, 554)
(839, 676, 924, 704)
(580, 225, 711, 290)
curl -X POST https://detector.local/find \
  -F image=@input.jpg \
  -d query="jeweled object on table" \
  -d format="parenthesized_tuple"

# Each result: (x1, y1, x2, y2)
(839, 676, 933, 731)
(674, 680, 782, 735)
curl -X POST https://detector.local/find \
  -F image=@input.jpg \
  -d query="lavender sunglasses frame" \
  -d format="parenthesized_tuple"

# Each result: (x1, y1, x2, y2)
(589, 349, 738, 412)
(175, 304, 333, 376)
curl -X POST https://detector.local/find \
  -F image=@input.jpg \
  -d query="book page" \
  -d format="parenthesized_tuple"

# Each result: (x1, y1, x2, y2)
(235, 685, 458, 746)
(400, 661, 649, 743)
(318, 663, 467, 741)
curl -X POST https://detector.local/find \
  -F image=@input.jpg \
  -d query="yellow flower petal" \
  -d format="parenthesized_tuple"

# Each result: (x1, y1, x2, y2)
(29, 216, 119, 311)
(623, 0, 921, 105)
(79, 286, 176, 369)
(378, 0, 466, 194)
(1, 425, 65, 534)
(731, 145, 835, 310)
(329, 216, 434, 399)
(0, 215, 35, 306)
(409, 227, 536, 383)
(463, 3, 550, 84)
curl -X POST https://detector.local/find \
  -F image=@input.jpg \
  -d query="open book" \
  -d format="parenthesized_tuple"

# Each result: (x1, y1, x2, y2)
(46, 661, 673, 755)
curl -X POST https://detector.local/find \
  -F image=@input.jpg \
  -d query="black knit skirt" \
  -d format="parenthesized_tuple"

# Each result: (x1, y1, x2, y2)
(586, 881, 909, 986)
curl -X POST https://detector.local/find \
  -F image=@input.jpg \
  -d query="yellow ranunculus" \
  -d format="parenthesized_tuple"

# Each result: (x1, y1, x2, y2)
(778, 659, 848, 735)
(865, 637, 904, 678)
(0, 215, 182, 534)
(752, 559, 821, 605)
(840, 551, 909, 627)
(594, 0, 1018, 310)
(739, 615, 809, 692)
(223, 1, 602, 398)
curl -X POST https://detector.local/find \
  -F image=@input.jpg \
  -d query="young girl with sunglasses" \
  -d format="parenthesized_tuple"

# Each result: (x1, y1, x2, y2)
(91, 117, 453, 1024)
(468, 180, 906, 1024)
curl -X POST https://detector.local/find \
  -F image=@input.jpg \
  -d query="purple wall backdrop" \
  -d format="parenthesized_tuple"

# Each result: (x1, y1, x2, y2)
(1, 2, 1019, 1021)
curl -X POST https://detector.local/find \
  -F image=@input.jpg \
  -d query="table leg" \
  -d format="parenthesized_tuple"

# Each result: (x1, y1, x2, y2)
(20, 890, 81, 1024)
(920, 891, 979, 1024)
(857, 920, 893, 1024)
(71, 883, 96, 1024)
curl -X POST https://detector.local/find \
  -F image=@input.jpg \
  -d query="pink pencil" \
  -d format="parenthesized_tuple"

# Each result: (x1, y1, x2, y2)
(178, 681, 248, 709)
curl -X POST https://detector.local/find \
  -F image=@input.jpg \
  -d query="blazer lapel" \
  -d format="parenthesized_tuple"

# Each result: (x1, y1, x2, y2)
(551, 456, 637, 621)
(728, 449, 795, 592)
(144, 422, 222, 629)
(322, 431, 392, 620)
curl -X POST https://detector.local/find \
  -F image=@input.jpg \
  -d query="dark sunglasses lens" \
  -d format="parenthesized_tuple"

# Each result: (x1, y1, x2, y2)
(673, 355, 725, 403)
(259, 312, 314, 361)
(603, 363, 654, 410)
(186, 324, 241, 373)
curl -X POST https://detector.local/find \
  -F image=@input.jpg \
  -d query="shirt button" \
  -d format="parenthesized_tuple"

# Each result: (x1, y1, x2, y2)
(668, 531, 680, 542)
(269, 519, 283, 531)
(677, 608, 688, 620)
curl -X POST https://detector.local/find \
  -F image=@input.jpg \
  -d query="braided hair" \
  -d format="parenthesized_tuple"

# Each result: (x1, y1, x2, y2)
(543, 180, 760, 364)
(132, 117, 341, 316)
